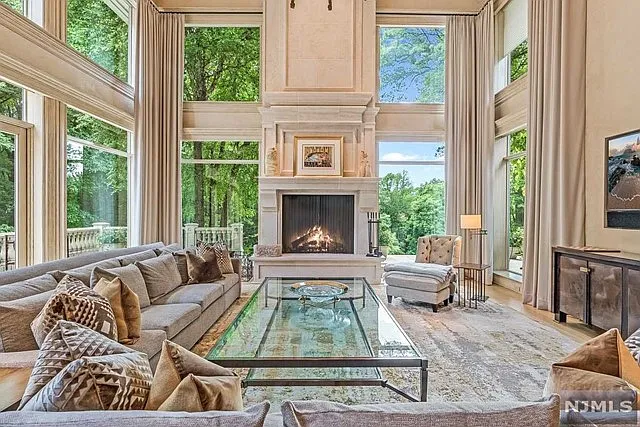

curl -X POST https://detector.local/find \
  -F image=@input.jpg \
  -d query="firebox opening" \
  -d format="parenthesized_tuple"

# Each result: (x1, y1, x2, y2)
(282, 195, 355, 254)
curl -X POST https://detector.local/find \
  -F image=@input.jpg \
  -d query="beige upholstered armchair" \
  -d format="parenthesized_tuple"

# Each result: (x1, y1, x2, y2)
(384, 235, 462, 312)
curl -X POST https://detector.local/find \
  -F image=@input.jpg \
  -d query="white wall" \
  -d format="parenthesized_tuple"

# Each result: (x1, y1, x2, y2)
(585, 0, 640, 252)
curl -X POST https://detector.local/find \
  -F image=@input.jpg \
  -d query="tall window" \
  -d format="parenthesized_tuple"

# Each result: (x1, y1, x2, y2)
(495, 0, 528, 92)
(0, 78, 23, 120)
(378, 142, 445, 255)
(66, 108, 129, 254)
(379, 27, 445, 103)
(184, 27, 260, 102)
(505, 129, 527, 275)
(181, 141, 259, 254)
(0, 129, 16, 270)
(67, 0, 129, 82)
(0, 0, 23, 14)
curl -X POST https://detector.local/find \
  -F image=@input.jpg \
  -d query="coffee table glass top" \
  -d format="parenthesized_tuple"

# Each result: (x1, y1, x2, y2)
(206, 277, 421, 380)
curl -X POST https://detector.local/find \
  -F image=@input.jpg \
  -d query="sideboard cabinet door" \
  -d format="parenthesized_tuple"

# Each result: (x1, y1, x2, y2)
(589, 262, 623, 331)
(558, 256, 587, 321)
(628, 269, 640, 335)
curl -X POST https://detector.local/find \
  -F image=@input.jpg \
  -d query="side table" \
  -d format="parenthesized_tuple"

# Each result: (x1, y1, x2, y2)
(454, 263, 490, 309)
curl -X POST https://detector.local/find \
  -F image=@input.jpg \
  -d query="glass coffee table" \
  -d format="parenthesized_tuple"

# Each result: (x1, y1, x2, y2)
(206, 277, 428, 402)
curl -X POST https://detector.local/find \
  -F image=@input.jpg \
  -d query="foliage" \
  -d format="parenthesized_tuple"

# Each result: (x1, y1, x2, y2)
(0, 0, 22, 13)
(379, 171, 446, 255)
(510, 40, 528, 82)
(67, 0, 128, 82)
(66, 108, 128, 229)
(184, 27, 260, 102)
(98, 228, 127, 245)
(508, 129, 527, 257)
(0, 132, 14, 231)
(379, 27, 445, 103)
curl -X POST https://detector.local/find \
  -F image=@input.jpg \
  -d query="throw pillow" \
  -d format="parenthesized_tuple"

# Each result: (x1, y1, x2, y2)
(544, 328, 640, 409)
(118, 249, 159, 266)
(90, 264, 151, 308)
(186, 247, 223, 284)
(94, 277, 141, 345)
(0, 291, 54, 352)
(135, 254, 182, 300)
(30, 275, 118, 347)
(198, 241, 234, 275)
(20, 320, 151, 409)
(146, 340, 242, 411)
(154, 248, 190, 285)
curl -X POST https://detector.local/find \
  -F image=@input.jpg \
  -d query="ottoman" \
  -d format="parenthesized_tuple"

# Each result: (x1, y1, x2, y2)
(385, 272, 452, 312)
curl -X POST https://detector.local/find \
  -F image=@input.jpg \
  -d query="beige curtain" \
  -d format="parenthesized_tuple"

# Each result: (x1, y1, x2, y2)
(445, 3, 495, 277)
(523, 0, 586, 310)
(132, 0, 184, 245)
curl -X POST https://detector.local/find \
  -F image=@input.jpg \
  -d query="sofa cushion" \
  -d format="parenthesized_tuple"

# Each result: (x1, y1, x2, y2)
(214, 273, 240, 293)
(31, 275, 118, 347)
(136, 254, 182, 300)
(91, 264, 151, 308)
(20, 320, 144, 408)
(186, 250, 223, 284)
(0, 402, 271, 426)
(280, 397, 561, 427)
(52, 259, 122, 287)
(0, 290, 54, 352)
(155, 248, 190, 285)
(152, 283, 223, 310)
(384, 272, 450, 293)
(119, 249, 158, 266)
(0, 273, 58, 302)
(141, 303, 200, 339)
(94, 277, 141, 345)
(147, 340, 241, 411)
(127, 329, 167, 359)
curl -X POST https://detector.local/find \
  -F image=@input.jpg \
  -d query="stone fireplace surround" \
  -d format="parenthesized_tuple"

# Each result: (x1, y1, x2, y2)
(252, 92, 383, 284)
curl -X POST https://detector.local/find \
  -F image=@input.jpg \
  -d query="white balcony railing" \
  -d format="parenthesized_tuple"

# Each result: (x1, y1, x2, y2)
(0, 222, 244, 272)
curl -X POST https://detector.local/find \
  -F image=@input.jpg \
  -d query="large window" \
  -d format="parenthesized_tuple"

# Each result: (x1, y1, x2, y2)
(505, 129, 527, 275)
(66, 108, 129, 254)
(181, 141, 259, 254)
(67, 0, 129, 82)
(184, 27, 260, 102)
(0, 78, 23, 120)
(0, 0, 22, 14)
(495, 0, 528, 92)
(378, 142, 445, 255)
(379, 27, 445, 103)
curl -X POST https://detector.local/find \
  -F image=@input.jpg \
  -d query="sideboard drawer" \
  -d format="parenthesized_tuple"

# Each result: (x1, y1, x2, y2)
(558, 256, 587, 321)
(590, 262, 623, 331)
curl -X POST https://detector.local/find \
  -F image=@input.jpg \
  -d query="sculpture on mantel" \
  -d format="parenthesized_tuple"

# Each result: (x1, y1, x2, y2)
(359, 150, 372, 178)
(266, 147, 280, 177)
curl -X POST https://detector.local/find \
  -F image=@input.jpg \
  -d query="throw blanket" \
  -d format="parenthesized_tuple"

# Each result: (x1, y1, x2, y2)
(384, 262, 453, 282)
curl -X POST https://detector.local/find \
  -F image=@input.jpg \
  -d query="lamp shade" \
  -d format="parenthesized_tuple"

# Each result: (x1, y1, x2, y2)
(460, 214, 482, 230)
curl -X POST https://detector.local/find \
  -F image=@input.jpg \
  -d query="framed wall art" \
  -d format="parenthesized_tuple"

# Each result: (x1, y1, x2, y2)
(294, 136, 343, 177)
(606, 128, 640, 229)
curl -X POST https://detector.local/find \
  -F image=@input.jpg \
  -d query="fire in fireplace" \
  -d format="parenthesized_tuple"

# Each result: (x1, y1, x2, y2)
(282, 195, 354, 254)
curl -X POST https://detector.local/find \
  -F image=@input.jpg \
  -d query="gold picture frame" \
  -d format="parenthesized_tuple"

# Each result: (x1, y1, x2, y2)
(294, 136, 344, 177)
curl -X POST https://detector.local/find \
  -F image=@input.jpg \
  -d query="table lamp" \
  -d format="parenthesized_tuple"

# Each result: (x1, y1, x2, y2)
(460, 214, 487, 265)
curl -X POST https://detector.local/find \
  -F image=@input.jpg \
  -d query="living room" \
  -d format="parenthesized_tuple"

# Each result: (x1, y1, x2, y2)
(0, 0, 639, 426)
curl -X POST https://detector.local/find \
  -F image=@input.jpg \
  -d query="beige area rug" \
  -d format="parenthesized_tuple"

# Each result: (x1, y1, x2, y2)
(192, 283, 579, 407)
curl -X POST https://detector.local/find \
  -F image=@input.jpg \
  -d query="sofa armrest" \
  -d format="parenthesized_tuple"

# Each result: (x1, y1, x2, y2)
(231, 258, 242, 277)
(0, 352, 36, 411)
(0, 350, 38, 369)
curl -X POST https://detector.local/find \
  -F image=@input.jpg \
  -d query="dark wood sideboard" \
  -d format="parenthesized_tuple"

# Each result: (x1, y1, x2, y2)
(553, 246, 640, 339)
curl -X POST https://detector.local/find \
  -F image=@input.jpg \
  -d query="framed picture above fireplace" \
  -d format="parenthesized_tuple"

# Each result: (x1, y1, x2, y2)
(294, 136, 343, 177)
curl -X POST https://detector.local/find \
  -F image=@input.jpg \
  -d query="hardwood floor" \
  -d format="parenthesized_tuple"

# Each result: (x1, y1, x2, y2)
(486, 284, 600, 344)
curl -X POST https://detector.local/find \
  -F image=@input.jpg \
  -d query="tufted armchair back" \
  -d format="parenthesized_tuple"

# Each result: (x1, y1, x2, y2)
(415, 235, 462, 266)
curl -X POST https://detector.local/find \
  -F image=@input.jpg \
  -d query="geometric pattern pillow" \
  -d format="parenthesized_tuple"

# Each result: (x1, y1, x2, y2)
(211, 242, 235, 274)
(20, 352, 152, 411)
(19, 320, 144, 408)
(30, 275, 118, 347)
(625, 328, 640, 365)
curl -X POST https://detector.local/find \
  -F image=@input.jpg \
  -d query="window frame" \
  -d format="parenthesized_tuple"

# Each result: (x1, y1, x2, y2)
(376, 18, 447, 106)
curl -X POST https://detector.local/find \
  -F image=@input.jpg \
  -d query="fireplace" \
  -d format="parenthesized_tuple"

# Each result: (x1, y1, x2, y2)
(282, 195, 355, 254)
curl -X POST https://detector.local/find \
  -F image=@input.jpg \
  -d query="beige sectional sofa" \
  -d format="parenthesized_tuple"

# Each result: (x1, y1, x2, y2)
(0, 242, 241, 372)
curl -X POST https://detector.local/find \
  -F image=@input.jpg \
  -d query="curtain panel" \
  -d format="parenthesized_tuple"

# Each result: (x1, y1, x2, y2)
(445, 3, 495, 277)
(522, 0, 586, 310)
(132, 0, 184, 245)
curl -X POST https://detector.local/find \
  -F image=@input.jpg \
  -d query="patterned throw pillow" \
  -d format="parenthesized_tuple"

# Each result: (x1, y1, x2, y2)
(624, 329, 640, 365)
(30, 275, 118, 347)
(185, 245, 223, 284)
(146, 340, 242, 411)
(20, 320, 152, 410)
(211, 242, 235, 274)
(94, 277, 141, 345)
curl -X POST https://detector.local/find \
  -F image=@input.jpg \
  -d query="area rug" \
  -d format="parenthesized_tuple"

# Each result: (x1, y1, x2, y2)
(192, 284, 580, 407)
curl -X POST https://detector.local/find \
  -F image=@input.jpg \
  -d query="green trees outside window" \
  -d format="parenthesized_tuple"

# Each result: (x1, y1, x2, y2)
(181, 141, 259, 254)
(0, 0, 22, 13)
(0, 131, 15, 234)
(66, 109, 128, 231)
(379, 27, 445, 103)
(510, 40, 528, 82)
(507, 129, 527, 274)
(0, 79, 22, 121)
(184, 27, 260, 102)
(67, 0, 129, 82)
